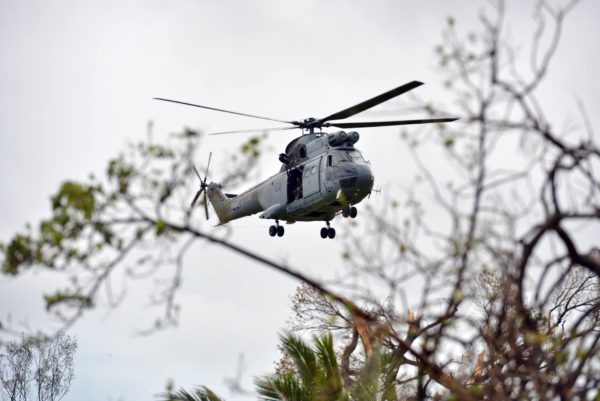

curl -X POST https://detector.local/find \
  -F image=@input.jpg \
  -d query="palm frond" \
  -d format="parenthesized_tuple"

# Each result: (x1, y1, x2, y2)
(256, 373, 311, 401)
(380, 351, 402, 401)
(157, 386, 225, 401)
(280, 333, 318, 387)
(351, 346, 388, 401)
(314, 334, 345, 401)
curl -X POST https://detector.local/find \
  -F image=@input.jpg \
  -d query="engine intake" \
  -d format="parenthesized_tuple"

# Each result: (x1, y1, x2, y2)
(328, 131, 359, 147)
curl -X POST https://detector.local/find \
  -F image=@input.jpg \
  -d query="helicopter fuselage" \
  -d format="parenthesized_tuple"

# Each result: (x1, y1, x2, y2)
(206, 131, 374, 225)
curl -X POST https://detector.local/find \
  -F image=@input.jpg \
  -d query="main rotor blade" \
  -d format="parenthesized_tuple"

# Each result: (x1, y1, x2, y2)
(327, 117, 459, 129)
(153, 97, 293, 125)
(191, 189, 203, 208)
(319, 81, 424, 124)
(202, 192, 209, 220)
(209, 126, 299, 136)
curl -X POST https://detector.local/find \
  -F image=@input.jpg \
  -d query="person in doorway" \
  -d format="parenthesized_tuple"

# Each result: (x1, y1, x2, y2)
(294, 175, 302, 200)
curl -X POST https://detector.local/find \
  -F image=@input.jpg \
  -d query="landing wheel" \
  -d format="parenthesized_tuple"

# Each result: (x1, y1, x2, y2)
(350, 206, 357, 218)
(342, 208, 350, 218)
(269, 225, 277, 237)
(277, 225, 285, 237)
(320, 221, 335, 239)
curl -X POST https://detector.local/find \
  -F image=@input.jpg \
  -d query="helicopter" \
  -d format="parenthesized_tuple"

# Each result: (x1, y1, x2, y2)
(155, 81, 457, 239)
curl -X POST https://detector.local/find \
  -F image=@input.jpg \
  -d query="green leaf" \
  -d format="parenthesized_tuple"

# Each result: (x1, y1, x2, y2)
(44, 291, 92, 311)
(40, 220, 63, 246)
(51, 181, 96, 220)
(155, 220, 167, 236)
(2, 234, 36, 274)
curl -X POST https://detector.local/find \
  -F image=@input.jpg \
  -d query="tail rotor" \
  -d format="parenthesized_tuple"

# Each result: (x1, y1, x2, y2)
(191, 152, 212, 220)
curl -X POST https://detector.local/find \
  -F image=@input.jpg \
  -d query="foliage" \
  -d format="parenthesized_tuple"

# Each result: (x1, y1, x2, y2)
(0, 129, 265, 333)
(0, 333, 77, 401)
(329, 0, 600, 399)
(162, 334, 400, 401)
(159, 386, 225, 401)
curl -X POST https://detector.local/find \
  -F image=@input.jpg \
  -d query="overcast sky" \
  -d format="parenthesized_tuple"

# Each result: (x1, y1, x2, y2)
(1, 1, 599, 400)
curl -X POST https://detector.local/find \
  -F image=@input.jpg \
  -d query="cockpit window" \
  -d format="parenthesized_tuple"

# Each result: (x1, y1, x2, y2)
(346, 150, 365, 162)
(335, 151, 351, 163)
(332, 150, 364, 164)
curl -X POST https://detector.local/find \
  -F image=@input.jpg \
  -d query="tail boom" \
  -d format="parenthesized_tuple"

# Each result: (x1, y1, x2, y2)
(206, 183, 262, 224)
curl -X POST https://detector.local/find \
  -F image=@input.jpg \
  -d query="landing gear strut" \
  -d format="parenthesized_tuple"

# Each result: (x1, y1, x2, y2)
(320, 221, 335, 239)
(269, 220, 284, 237)
(342, 206, 358, 218)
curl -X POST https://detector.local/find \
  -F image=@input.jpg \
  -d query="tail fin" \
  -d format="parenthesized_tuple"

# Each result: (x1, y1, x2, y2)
(206, 183, 232, 224)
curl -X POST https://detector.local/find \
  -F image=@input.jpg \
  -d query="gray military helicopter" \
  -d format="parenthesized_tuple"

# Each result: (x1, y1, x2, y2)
(155, 81, 457, 239)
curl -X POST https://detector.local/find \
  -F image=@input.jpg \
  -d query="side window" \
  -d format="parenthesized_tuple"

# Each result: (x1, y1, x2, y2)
(327, 155, 332, 166)
(299, 146, 307, 158)
(311, 166, 317, 174)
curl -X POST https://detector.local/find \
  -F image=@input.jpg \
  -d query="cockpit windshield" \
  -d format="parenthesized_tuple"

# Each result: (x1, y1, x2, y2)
(336, 152, 351, 162)
(332, 150, 366, 164)
(346, 150, 365, 163)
